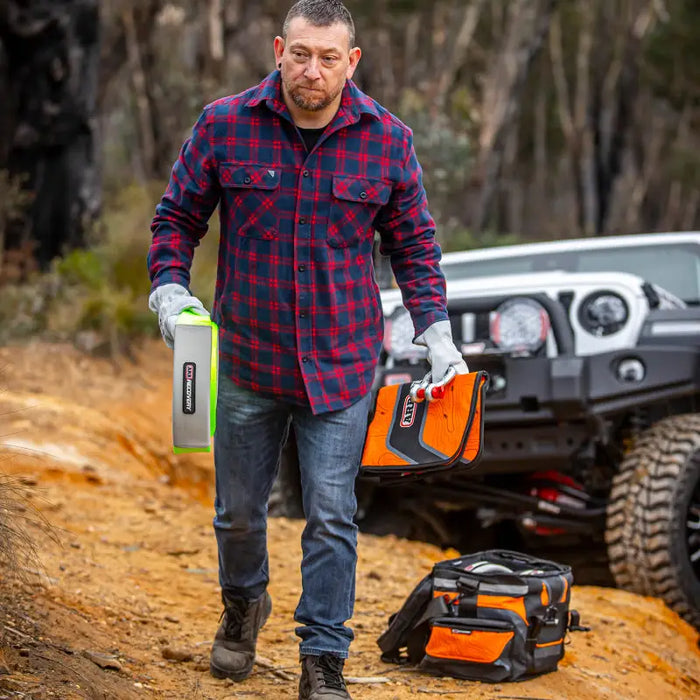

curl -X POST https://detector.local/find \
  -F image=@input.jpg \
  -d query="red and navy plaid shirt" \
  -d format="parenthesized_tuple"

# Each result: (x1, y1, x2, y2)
(148, 71, 448, 414)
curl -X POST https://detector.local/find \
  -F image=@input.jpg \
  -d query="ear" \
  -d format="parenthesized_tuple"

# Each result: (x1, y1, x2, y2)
(273, 36, 285, 67)
(346, 46, 361, 80)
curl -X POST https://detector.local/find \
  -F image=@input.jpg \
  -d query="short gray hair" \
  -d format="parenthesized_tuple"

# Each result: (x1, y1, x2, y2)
(283, 0, 355, 47)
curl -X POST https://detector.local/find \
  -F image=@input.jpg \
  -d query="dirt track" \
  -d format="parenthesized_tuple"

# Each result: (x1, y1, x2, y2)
(0, 340, 698, 699)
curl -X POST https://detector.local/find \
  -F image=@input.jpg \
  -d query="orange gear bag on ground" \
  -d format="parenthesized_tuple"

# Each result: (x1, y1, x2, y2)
(377, 549, 589, 683)
(360, 371, 488, 482)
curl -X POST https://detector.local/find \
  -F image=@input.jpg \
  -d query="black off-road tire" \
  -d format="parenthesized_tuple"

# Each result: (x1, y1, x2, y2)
(605, 413, 700, 629)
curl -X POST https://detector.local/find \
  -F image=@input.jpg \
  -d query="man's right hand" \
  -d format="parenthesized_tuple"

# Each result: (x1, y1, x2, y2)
(148, 283, 210, 348)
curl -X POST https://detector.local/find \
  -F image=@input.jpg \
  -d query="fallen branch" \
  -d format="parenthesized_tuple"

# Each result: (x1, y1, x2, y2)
(253, 655, 297, 681)
(380, 665, 423, 674)
(3, 624, 32, 640)
(345, 676, 392, 684)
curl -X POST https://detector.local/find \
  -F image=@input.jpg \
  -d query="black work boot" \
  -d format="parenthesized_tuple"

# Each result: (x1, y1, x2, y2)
(209, 590, 272, 681)
(298, 654, 352, 699)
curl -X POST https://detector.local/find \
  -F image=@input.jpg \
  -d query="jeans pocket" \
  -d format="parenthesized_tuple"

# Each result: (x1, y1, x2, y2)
(327, 175, 391, 248)
(219, 162, 281, 240)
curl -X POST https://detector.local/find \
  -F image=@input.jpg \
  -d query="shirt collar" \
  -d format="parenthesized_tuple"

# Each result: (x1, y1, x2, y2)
(245, 71, 381, 123)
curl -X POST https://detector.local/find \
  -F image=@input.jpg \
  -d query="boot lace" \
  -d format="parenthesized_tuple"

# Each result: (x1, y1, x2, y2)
(314, 654, 345, 690)
(219, 598, 248, 639)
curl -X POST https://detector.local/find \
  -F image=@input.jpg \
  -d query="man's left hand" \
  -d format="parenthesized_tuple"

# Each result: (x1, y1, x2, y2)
(415, 320, 469, 383)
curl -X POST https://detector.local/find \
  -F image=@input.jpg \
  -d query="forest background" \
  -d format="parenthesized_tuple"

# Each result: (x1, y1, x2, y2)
(0, 0, 698, 354)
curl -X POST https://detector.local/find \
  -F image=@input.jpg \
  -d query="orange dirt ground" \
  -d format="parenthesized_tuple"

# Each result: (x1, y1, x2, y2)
(0, 340, 698, 700)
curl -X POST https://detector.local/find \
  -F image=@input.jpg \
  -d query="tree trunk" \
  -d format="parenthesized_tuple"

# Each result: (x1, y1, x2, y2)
(550, 3, 593, 235)
(551, 0, 665, 236)
(474, 0, 558, 233)
(207, 0, 224, 76)
(0, 0, 100, 273)
(431, 0, 484, 113)
(122, 7, 156, 182)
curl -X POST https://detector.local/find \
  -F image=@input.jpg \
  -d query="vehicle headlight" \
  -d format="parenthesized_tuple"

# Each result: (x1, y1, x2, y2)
(383, 308, 428, 361)
(578, 291, 628, 336)
(489, 297, 550, 354)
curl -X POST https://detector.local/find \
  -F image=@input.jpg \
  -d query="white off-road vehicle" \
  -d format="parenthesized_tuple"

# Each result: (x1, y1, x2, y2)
(373, 231, 700, 629)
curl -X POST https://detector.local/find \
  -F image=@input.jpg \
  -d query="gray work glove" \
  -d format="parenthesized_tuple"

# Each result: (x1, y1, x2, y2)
(148, 283, 209, 349)
(414, 320, 469, 383)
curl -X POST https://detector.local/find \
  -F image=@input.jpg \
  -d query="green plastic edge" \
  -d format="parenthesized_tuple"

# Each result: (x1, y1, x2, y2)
(173, 309, 218, 454)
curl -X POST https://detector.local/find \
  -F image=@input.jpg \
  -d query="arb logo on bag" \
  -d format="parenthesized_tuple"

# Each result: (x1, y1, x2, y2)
(399, 395, 417, 428)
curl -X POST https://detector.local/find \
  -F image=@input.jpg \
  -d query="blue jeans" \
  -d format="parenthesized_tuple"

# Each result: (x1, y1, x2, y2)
(213, 374, 372, 658)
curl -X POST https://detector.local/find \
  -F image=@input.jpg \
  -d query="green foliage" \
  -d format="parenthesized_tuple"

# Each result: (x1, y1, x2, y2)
(48, 248, 153, 340)
(668, 147, 700, 189)
(0, 251, 153, 355)
(0, 171, 34, 264)
(54, 248, 104, 289)
(0, 170, 32, 225)
(644, 0, 700, 107)
(0, 181, 221, 354)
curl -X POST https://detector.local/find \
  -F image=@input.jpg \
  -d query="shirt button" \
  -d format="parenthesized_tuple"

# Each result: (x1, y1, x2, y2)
(302, 356, 309, 363)
(303, 170, 310, 178)
(244, 176, 252, 184)
(299, 217, 307, 225)
(298, 264, 306, 272)
(359, 191, 368, 199)
(299, 311, 307, 318)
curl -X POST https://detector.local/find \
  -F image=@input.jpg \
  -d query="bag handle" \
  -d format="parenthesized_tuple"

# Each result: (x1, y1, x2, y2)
(527, 608, 590, 652)
(455, 574, 480, 593)
(568, 610, 591, 632)
(494, 550, 538, 564)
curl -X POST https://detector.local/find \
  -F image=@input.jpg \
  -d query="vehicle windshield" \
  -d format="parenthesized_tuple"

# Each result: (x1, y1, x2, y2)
(442, 243, 700, 305)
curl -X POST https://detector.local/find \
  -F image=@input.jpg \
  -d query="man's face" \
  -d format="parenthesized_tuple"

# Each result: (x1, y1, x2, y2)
(274, 18, 360, 113)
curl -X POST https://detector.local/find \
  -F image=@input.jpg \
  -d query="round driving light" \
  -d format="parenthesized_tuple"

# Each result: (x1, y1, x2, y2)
(489, 297, 550, 354)
(578, 291, 628, 336)
(616, 357, 645, 383)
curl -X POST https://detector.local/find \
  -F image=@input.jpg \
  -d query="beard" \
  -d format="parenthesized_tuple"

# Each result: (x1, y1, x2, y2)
(285, 79, 344, 113)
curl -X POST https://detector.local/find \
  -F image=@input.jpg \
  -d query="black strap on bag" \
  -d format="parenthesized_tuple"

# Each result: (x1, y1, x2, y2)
(377, 574, 432, 664)
(405, 596, 450, 665)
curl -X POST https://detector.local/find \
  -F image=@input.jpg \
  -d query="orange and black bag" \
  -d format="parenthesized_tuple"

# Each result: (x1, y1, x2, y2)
(360, 371, 488, 483)
(378, 549, 588, 682)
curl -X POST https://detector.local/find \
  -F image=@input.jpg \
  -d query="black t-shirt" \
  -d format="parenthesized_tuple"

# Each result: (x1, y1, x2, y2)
(298, 126, 326, 152)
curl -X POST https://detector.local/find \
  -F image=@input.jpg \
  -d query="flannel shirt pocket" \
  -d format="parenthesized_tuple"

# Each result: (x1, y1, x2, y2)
(219, 163, 281, 240)
(328, 175, 391, 248)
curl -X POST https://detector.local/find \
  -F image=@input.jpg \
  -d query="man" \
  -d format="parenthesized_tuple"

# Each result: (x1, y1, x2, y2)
(147, 1, 467, 698)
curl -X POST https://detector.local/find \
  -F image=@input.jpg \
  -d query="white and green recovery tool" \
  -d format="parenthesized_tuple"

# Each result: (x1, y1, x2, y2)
(172, 309, 218, 453)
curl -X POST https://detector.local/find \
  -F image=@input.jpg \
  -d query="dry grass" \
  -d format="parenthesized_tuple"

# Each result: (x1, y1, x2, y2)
(0, 473, 57, 587)
(0, 375, 59, 590)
